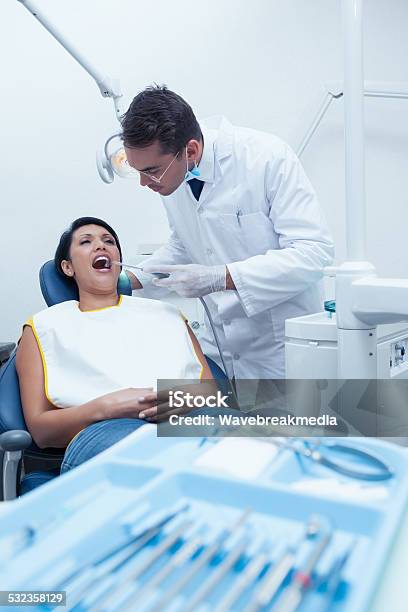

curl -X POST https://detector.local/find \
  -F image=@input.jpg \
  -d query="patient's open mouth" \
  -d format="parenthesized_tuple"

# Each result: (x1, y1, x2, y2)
(92, 255, 111, 270)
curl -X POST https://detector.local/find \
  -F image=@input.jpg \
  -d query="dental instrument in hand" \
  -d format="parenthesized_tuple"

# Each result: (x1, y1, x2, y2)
(112, 260, 170, 279)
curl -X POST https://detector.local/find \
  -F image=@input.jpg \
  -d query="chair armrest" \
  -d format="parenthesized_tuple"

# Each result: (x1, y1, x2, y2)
(0, 430, 32, 451)
(0, 431, 32, 500)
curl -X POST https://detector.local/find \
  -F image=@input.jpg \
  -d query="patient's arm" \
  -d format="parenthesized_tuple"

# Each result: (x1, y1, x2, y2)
(16, 326, 153, 449)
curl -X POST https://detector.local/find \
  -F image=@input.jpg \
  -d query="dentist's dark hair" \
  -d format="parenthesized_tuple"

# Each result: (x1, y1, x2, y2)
(55, 217, 122, 283)
(121, 84, 202, 154)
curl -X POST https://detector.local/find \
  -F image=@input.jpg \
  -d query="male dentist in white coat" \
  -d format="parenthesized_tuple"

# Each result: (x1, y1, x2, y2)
(123, 85, 334, 379)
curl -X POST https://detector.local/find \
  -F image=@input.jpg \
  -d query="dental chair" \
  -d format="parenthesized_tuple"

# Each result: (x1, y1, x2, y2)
(0, 261, 226, 500)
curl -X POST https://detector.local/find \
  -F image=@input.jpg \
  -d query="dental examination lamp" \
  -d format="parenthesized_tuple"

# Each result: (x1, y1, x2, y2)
(16, 0, 129, 184)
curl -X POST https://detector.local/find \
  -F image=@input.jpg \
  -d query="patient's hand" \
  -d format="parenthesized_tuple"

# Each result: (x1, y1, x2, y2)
(137, 380, 220, 423)
(101, 388, 157, 420)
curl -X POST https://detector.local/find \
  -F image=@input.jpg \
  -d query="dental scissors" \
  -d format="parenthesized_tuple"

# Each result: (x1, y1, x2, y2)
(265, 438, 394, 481)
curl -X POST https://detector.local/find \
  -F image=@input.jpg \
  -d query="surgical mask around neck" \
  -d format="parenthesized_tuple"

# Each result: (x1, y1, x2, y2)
(184, 147, 201, 181)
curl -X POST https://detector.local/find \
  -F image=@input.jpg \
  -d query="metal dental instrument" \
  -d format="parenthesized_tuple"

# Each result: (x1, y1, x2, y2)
(183, 534, 250, 612)
(99, 517, 193, 611)
(131, 522, 205, 601)
(262, 438, 394, 481)
(62, 536, 156, 611)
(245, 516, 321, 612)
(214, 543, 269, 612)
(274, 519, 333, 612)
(40, 503, 150, 591)
(113, 261, 170, 279)
(125, 501, 189, 538)
(150, 508, 251, 612)
(59, 504, 189, 608)
(318, 542, 354, 612)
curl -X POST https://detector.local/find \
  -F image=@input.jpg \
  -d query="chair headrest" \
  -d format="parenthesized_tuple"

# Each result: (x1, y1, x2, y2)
(39, 260, 132, 307)
(39, 261, 78, 306)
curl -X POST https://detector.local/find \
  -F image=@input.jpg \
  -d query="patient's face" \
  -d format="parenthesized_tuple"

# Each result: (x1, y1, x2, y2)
(61, 224, 121, 292)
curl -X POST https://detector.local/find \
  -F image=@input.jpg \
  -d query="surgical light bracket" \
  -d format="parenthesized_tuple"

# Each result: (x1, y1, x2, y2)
(16, 0, 124, 121)
(296, 79, 408, 158)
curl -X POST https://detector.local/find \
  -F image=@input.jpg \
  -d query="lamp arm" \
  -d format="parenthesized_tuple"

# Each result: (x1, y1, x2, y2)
(17, 0, 123, 121)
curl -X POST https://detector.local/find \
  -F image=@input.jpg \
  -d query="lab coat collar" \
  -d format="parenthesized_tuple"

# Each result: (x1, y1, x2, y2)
(199, 116, 234, 172)
(177, 116, 234, 207)
(197, 125, 217, 183)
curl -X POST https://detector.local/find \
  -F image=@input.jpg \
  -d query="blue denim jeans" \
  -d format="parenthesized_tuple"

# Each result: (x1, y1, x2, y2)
(18, 419, 147, 495)
(21, 405, 238, 492)
(60, 418, 147, 474)
(19, 470, 59, 496)
(60, 403, 241, 474)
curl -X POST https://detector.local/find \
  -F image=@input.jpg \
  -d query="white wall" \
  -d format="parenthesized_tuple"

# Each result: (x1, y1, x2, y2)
(1, 0, 407, 342)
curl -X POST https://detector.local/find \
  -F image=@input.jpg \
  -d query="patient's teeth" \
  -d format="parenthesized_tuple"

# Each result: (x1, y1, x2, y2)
(93, 256, 110, 269)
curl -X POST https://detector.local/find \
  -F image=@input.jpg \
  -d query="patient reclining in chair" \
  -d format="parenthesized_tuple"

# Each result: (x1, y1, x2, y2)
(16, 217, 214, 483)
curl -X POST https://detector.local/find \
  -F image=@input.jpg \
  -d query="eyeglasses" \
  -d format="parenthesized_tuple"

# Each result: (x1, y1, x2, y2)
(134, 151, 181, 184)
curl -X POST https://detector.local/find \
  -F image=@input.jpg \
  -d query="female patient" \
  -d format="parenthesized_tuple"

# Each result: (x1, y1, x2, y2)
(16, 217, 213, 483)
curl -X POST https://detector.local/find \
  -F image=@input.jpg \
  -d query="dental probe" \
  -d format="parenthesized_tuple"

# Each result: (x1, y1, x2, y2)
(112, 260, 170, 279)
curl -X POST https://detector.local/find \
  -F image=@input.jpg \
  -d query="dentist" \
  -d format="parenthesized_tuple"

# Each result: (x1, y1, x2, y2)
(123, 85, 334, 378)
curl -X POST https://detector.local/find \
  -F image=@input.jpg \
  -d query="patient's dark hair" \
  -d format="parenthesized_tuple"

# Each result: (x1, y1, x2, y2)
(55, 217, 122, 282)
(121, 84, 202, 154)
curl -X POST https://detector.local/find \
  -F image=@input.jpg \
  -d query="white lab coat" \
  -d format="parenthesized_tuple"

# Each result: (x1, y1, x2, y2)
(137, 116, 334, 378)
